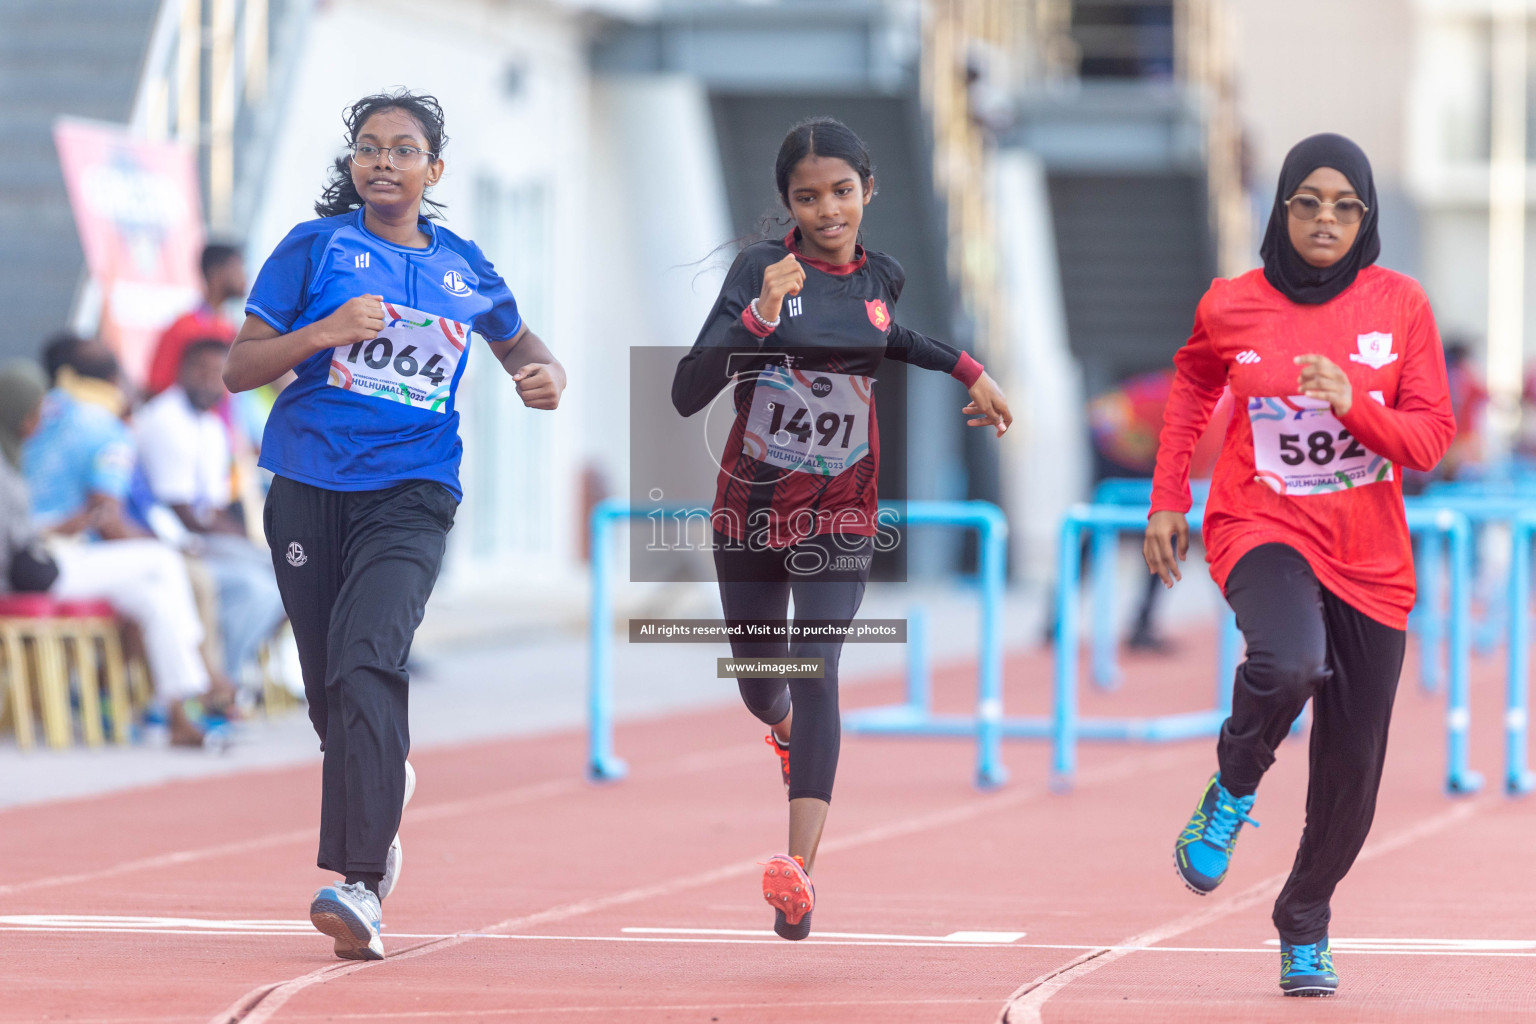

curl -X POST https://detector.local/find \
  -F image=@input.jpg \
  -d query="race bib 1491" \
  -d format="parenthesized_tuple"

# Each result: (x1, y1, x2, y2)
(742, 366, 873, 477)
(327, 301, 467, 413)
(1248, 392, 1392, 496)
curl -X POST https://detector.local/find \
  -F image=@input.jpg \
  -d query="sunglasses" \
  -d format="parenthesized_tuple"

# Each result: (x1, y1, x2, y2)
(1285, 194, 1368, 225)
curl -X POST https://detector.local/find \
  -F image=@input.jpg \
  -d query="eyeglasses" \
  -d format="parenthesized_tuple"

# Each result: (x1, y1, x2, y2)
(1285, 194, 1368, 225)
(350, 143, 435, 170)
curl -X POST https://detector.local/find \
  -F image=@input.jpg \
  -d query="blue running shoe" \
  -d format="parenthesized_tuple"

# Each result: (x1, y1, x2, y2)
(309, 881, 384, 960)
(1174, 773, 1259, 894)
(1279, 936, 1338, 996)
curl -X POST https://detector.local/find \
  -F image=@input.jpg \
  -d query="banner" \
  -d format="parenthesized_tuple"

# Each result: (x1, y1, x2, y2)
(54, 118, 204, 386)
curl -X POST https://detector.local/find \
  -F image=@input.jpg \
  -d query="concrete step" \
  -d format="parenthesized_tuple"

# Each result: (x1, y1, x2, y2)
(0, 58, 143, 91)
(0, 200, 75, 234)
(0, 30, 153, 61)
(0, 0, 158, 18)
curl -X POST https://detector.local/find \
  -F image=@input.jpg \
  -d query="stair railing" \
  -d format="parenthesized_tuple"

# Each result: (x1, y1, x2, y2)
(1175, 0, 1250, 277)
(128, 0, 316, 237)
(920, 0, 1034, 382)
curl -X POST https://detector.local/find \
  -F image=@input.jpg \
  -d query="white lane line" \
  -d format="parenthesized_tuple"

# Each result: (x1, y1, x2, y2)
(8, 921, 1536, 957)
(621, 926, 1027, 942)
(995, 799, 1483, 1024)
(232, 998, 1002, 1022)
(1263, 937, 1536, 952)
(212, 745, 1204, 1024)
(0, 915, 313, 932)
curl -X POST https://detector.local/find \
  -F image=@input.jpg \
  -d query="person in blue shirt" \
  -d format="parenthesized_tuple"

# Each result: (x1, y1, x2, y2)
(224, 90, 566, 961)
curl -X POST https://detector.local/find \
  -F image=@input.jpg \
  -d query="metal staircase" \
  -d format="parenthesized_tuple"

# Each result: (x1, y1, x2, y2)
(1010, 0, 1247, 396)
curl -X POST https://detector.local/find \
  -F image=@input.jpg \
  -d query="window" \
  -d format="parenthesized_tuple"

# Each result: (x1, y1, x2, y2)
(461, 176, 555, 560)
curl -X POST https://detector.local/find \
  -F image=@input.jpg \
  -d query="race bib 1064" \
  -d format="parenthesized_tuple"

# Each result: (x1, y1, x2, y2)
(742, 366, 873, 477)
(327, 301, 467, 413)
(1248, 392, 1392, 496)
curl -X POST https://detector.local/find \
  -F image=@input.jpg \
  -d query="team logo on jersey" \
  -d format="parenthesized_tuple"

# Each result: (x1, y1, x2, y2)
(354, 252, 371, 269)
(865, 299, 890, 331)
(1349, 332, 1397, 369)
(285, 542, 308, 568)
(442, 270, 472, 296)
(787, 296, 803, 317)
(1235, 349, 1261, 364)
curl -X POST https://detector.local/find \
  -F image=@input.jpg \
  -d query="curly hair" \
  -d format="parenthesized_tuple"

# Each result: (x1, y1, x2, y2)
(314, 89, 449, 219)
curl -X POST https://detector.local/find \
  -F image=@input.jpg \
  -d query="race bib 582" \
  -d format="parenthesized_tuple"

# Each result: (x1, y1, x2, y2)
(327, 301, 467, 413)
(742, 366, 873, 477)
(1248, 392, 1392, 496)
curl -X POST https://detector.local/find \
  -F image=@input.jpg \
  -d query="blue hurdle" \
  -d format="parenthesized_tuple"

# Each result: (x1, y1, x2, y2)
(1093, 478, 1456, 698)
(1502, 510, 1536, 795)
(587, 499, 1010, 789)
(1403, 506, 1480, 793)
(833, 500, 1012, 790)
(1409, 487, 1536, 670)
(589, 496, 1478, 795)
(587, 497, 645, 782)
(1086, 479, 1227, 693)
(1054, 502, 1478, 795)
(1052, 503, 1237, 791)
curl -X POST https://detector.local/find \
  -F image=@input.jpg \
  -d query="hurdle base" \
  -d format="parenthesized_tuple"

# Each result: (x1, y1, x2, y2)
(1506, 770, 1536, 796)
(587, 756, 629, 783)
(976, 764, 1010, 790)
(845, 706, 1228, 798)
(1445, 770, 1485, 796)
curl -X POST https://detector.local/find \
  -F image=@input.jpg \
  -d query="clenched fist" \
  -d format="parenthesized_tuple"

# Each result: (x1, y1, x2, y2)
(511, 362, 565, 410)
(755, 253, 806, 324)
(316, 294, 386, 351)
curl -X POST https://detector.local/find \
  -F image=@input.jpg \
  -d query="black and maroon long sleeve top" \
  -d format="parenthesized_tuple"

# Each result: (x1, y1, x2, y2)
(673, 231, 983, 548)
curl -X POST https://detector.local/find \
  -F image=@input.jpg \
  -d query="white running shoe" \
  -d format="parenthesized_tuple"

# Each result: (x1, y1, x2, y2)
(309, 881, 383, 960)
(378, 760, 415, 901)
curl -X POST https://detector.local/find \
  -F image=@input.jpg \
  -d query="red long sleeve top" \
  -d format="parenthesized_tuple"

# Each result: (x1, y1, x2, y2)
(1150, 266, 1456, 629)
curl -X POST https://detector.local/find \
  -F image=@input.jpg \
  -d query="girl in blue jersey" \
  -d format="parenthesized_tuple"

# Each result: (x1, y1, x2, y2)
(224, 90, 565, 961)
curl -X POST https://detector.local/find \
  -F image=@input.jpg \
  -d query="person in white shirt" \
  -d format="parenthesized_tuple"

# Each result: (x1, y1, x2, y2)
(4, 355, 214, 746)
(135, 339, 286, 685)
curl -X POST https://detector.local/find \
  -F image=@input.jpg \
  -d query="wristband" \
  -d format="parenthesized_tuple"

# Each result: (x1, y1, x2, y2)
(951, 351, 985, 388)
(740, 306, 774, 339)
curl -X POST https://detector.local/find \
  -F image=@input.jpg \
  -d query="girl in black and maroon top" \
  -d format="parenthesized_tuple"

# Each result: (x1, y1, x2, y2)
(673, 117, 1011, 940)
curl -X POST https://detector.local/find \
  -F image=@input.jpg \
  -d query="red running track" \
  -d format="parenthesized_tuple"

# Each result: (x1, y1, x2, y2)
(1, 631, 1533, 1023)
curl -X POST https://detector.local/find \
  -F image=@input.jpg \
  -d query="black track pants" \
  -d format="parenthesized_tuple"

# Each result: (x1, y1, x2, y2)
(1216, 542, 1405, 944)
(713, 531, 871, 803)
(264, 475, 456, 876)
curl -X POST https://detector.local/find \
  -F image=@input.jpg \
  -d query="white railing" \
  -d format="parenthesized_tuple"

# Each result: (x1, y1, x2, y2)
(129, 0, 315, 234)
(1176, 0, 1249, 277)
(921, 0, 1033, 380)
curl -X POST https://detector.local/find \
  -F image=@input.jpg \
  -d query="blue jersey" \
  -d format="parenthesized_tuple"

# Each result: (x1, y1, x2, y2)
(245, 209, 522, 498)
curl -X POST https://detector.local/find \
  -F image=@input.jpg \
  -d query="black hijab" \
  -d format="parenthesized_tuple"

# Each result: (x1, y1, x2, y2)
(1259, 133, 1380, 305)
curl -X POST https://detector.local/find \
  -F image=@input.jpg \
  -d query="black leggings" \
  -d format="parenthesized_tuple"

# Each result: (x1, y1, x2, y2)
(713, 531, 871, 803)
(1218, 542, 1405, 944)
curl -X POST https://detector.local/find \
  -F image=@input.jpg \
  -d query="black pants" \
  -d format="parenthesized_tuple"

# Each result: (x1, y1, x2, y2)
(264, 475, 456, 876)
(1217, 543, 1405, 944)
(713, 531, 871, 803)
